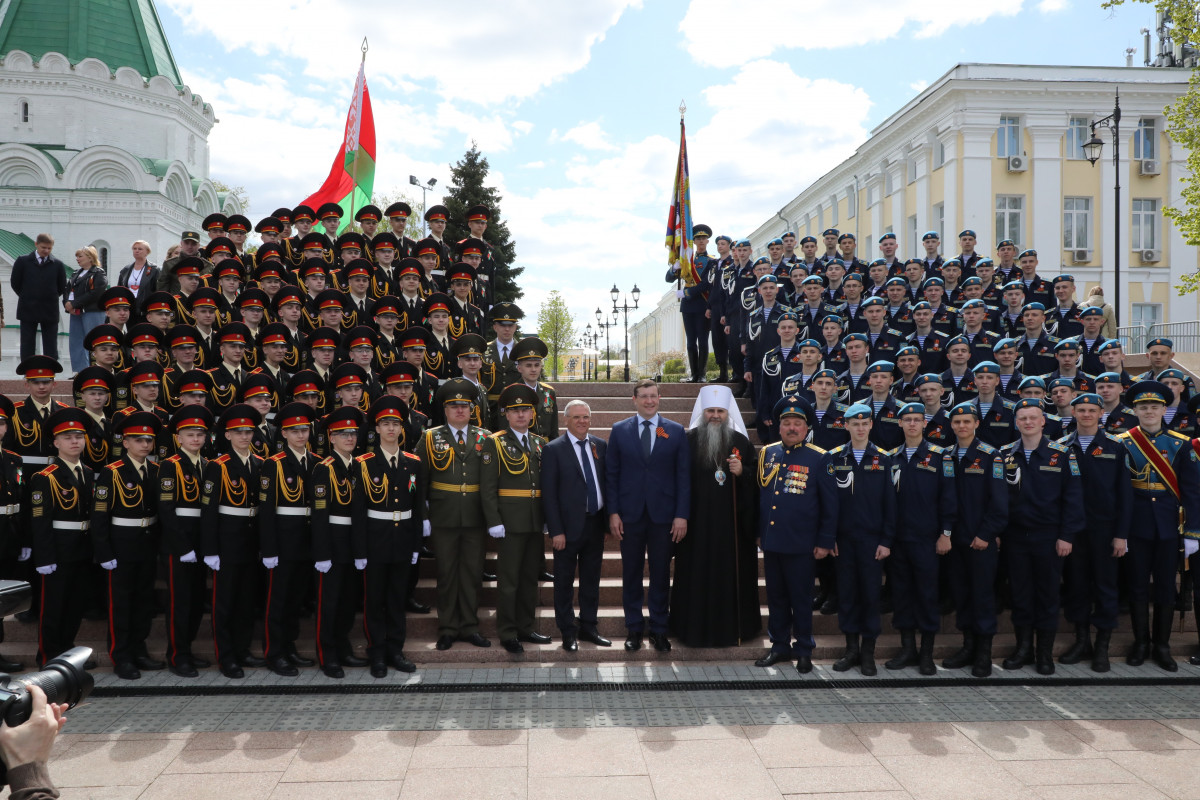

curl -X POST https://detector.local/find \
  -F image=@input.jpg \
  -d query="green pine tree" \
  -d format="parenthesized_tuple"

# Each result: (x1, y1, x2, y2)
(443, 143, 524, 306)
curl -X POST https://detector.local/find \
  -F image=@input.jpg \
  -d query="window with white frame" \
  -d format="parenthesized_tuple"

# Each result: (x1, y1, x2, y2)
(1134, 119, 1157, 161)
(997, 115, 1020, 157)
(19, 100, 29, 124)
(933, 202, 944, 244)
(1062, 197, 1092, 250)
(1131, 302, 1161, 330)
(995, 195, 1024, 247)
(1066, 117, 1090, 160)
(1132, 198, 1160, 250)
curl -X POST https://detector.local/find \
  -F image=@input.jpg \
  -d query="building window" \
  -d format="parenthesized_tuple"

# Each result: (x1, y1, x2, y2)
(995, 195, 1024, 248)
(934, 141, 946, 168)
(1132, 302, 1161, 330)
(908, 215, 918, 257)
(867, 185, 877, 207)
(997, 115, 1020, 158)
(846, 185, 856, 218)
(1134, 119, 1156, 161)
(1066, 117, 1090, 160)
(1132, 198, 1160, 250)
(933, 202, 945, 245)
(19, 100, 29, 123)
(1062, 197, 1092, 250)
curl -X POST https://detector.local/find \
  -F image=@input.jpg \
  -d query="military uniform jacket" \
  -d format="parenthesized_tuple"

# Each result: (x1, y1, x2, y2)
(450, 299, 485, 337)
(480, 429, 546, 533)
(1078, 336, 1110, 376)
(1060, 430, 1133, 536)
(952, 438, 1008, 543)
(836, 369, 871, 405)
(811, 403, 851, 451)
(929, 303, 959, 337)
(821, 344, 849, 376)
(81, 414, 112, 477)
(200, 452, 264, 563)
(923, 409, 954, 448)
(310, 454, 360, 564)
(884, 304, 915, 336)
(958, 329, 1003, 368)
(532, 382, 558, 440)
(259, 449, 313, 562)
(891, 441, 957, 541)
(864, 328, 906, 362)
(92, 459, 159, 564)
(827, 442, 897, 544)
(975, 397, 1017, 448)
(1047, 303, 1084, 340)
(940, 369, 979, 407)
(157, 453, 206, 557)
(351, 449, 425, 563)
(756, 441, 837, 553)
(1119, 427, 1200, 541)
(207, 362, 247, 411)
(0, 450, 24, 556)
(1102, 405, 1138, 435)
(483, 340, 522, 402)
(997, 370, 1025, 401)
(420, 425, 488, 528)
(1000, 310, 1026, 340)
(1019, 276, 1054, 309)
(1000, 437, 1086, 543)
(868, 396, 905, 452)
(29, 459, 93, 567)
(759, 345, 807, 418)
(11, 398, 71, 463)
(111, 405, 169, 462)
(904, 329, 949, 374)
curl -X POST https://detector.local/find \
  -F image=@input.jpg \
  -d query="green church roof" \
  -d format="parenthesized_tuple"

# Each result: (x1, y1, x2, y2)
(0, 229, 35, 263)
(0, 0, 182, 85)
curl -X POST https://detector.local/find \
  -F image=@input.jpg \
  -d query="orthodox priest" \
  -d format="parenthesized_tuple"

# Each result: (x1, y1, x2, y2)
(669, 385, 761, 646)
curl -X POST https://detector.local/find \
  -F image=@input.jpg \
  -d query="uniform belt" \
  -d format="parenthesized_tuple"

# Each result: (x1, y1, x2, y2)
(1132, 480, 1168, 492)
(111, 516, 157, 527)
(275, 507, 310, 517)
(1, 504, 18, 515)
(174, 508, 201, 518)
(430, 481, 479, 493)
(218, 505, 258, 517)
(52, 520, 89, 531)
(21, 456, 49, 465)
(329, 515, 352, 526)
(366, 509, 413, 521)
(498, 489, 541, 498)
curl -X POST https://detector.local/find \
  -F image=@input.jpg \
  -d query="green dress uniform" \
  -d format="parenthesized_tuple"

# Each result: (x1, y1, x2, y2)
(532, 381, 559, 440)
(483, 338, 521, 422)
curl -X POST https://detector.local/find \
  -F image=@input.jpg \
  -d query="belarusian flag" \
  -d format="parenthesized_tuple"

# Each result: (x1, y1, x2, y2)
(301, 60, 376, 235)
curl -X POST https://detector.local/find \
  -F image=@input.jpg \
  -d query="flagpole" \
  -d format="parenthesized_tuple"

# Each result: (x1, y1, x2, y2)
(676, 100, 686, 294)
(348, 37, 368, 231)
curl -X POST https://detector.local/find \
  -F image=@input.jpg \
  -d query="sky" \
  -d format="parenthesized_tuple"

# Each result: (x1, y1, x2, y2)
(157, 0, 1160, 331)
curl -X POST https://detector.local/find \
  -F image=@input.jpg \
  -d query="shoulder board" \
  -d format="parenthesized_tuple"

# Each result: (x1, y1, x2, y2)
(249, 454, 264, 463)
(204, 367, 218, 374)
(163, 454, 181, 464)
(833, 403, 849, 412)
(928, 444, 947, 454)
(214, 454, 230, 464)
(1048, 441, 1069, 453)
(318, 456, 334, 466)
(804, 442, 827, 455)
(489, 430, 506, 440)
(1000, 398, 1016, 410)
(1167, 430, 1191, 442)
(355, 452, 374, 462)
(403, 451, 420, 462)
(13, 401, 23, 409)
(881, 446, 901, 458)
(1102, 431, 1124, 444)
(469, 425, 488, 435)
(268, 451, 286, 461)
(886, 328, 903, 337)
(1047, 335, 1061, 343)
(977, 441, 997, 454)
(531, 434, 547, 445)
(828, 444, 849, 455)
(38, 464, 58, 475)
(104, 460, 125, 471)
(538, 381, 554, 391)
(1115, 430, 1132, 441)
(1, 449, 16, 459)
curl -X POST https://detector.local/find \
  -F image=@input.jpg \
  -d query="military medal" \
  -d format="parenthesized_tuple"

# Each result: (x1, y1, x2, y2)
(714, 468, 726, 486)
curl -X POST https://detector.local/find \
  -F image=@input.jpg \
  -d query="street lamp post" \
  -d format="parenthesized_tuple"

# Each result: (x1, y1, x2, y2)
(584, 324, 597, 381)
(611, 284, 640, 383)
(408, 175, 437, 235)
(1082, 90, 1122, 328)
(595, 308, 616, 381)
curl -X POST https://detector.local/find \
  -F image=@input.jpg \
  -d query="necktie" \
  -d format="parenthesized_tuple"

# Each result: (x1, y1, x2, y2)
(40, 405, 48, 423)
(298, 456, 306, 473)
(137, 465, 145, 482)
(501, 345, 509, 362)
(74, 466, 84, 486)
(641, 419, 653, 459)
(456, 430, 465, 446)
(521, 435, 530, 453)
(578, 439, 598, 515)
(390, 455, 398, 469)
(234, 369, 242, 385)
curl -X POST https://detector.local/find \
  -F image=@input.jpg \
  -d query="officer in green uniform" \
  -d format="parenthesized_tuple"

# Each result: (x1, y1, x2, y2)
(481, 384, 551, 654)
(421, 378, 492, 651)
(510, 337, 559, 441)
(450, 334, 491, 429)
(483, 302, 523, 421)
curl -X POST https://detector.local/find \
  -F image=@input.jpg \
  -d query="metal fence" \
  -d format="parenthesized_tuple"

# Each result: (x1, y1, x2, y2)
(1119, 321, 1200, 354)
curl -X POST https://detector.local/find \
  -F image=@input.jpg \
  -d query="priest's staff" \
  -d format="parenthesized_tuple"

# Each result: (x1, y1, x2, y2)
(730, 445, 742, 645)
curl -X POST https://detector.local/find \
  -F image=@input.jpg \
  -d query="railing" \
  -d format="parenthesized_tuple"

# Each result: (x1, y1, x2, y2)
(1119, 321, 1200, 354)
(1117, 324, 1148, 354)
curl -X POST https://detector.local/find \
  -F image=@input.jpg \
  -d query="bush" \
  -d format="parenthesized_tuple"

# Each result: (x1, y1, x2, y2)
(663, 358, 685, 374)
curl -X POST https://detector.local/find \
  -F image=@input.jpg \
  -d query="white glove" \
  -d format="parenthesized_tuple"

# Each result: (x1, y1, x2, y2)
(488, 524, 506, 539)
(315, 560, 332, 573)
(204, 555, 221, 571)
(100, 560, 117, 571)
(354, 558, 367, 570)
(180, 550, 197, 563)
(35, 564, 56, 576)
(422, 520, 432, 538)
(262, 556, 279, 570)
(1187, 539, 1199, 558)
(542, 525, 549, 535)
(411, 552, 419, 565)
(17, 548, 30, 562)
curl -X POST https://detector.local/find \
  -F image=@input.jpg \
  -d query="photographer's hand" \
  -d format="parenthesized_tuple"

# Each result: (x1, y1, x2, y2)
(0, 685, 66, 769)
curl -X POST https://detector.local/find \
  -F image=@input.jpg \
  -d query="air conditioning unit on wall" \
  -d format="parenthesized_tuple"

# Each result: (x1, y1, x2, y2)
(1007, 155, 1027, 173)
(1140, 160, 1161, 176)
(1071, 249, 1091, 263)
(1141, 249, 1162, 263)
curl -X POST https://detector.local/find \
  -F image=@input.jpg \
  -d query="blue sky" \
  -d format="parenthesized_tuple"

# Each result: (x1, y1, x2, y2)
(157, 0, 1159, 328)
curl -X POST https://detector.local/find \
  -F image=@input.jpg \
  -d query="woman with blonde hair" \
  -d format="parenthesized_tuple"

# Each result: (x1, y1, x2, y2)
(1082, 285, 1117, 339)
(65, 245, 109, 372)
(118, 240, 160, 323)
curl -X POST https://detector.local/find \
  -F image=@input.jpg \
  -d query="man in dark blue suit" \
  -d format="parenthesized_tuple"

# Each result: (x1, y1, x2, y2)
(542, 399, 613, 651)
(606, 379, 690, 652)
(10, 233, 67, 362)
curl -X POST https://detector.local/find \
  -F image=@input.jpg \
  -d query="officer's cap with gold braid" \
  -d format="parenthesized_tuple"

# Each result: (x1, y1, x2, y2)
(451, 334, 487, 360)
(354, 204, 382, 224)
(384, 201, 411, 219)
(169, 404, 214, 434)
(258, 322, 290, 348)
(511, 336, 548, 362)
(371, 232, 399, 253)
(446, 263, 477, 284)
(84, 324, 124, 351)
(204, 236, 236, 260)
(100, 286, 135, 310)
(255, 246, 284, 268)
(235, 288, 269, 313)
(324, 406, 364, 433)
(396, 258, 422, 279)
(1124, 380, 1173, 407)
(398, 326, 432, 351)
(175, 256, 207, 278)
(186, 287, 220, 312)
(218, 403, 262, 431)
(414, 237, 441, 258)
(342, 259, 373, 280)
(331, 362, 368, 391)
(437, 377, 477, 407)
(380, 361, 420, 386)
(201, 213, 227, 232)
(176, 369, 212, 396)
(115, 411, 162, 439)
(275, 401, 315, 430)
(424, 204, 449, 223)
(369, 395, 409, 424)
(47, 407, 89, 437)
(73, 366, 113, 395)
(291, 204, 316, 223)
(466, 204, 490, 222)
(298, 257, 327, 279)
(238, 372, 276, 403)
(225, 215, 250, 234)
(489, 302, 523, 324)
(335, 232, 365, 252)
(286, 370, 324, 398)
(215, 258, 244, 282)
(499, 383, 538, 411)
(315, 289, 346, 312)
(271, 207, 292, 225)
(308, 327, 342, 350)
(254, 216, 282, 235)
(273, 285, 304, 309)
(773, 395, 814, 425)
(17, 355, 63, 380)
(127, 359, 163, 386)
(457, 237, 487, 257)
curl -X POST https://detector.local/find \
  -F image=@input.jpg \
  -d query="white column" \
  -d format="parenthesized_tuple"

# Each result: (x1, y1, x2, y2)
(959, 126, 994, 243)
(1026, 121, 1063, 268)
(939, 131, 959, 254)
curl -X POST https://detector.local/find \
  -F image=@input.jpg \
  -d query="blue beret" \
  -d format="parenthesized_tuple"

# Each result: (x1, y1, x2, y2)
(1147, 337, 1174, 350)
(921, 276, 945, 289)
(735, 238, 752, 248)
(960, 276, 983, 288)
(800, 235, 817, 245)
(753, 256, 771, 266)
(774, 394, 815, 424)
(756, 274, 779, 286)
(812, 368, 839, 382)
(1021, 302, 1046, 313)
(1078, 306, 1104, 318)
(802, 274, 825, 286)
(1052, 274, 1075, 285)
(789, 262, 810, 273)
(1047, 377, 1077, 392)
(1017, 376, 1046, 391)
(898, 402, 925, 417)
(879, 232, 896, 242)
(777, 310, 800, 324)
(1158, 368, 1186, 382)
(1014, 397, 1045, 412)
(949, 401, 980, 418)
(1054, 338, 1080, 352)
(915, 373, 943, 388)
(905, 257, 925, 267)
(993, 338, 1018, 352)
(1072, 392, 1103, 407)
(1096, 339, 1122, 353)
(895, 345, 919, 359)
(1124, 380, 1173, 407)
(946, 334, 971, 349)
(973, 361, 1001, 375)
(822, 315, 845, 328)
(861, 296, 885, 308)
(715, 234, 732, 245)
(797, 338, 822, 349)
(841, 272, 864, 285)
(864, 361, 895, 377)
(910, 300, 932, 312)
(822, 228, 839, 237)
(844, 403, 873, 420)
(869, 258, 888, 267)
(958, 229, 977, 238)
(943, 258, 963, 268)
(1094, 372, 1123, 385)
(1002, 280, 1026, 292)
(838, 233, 856, 242)
(842, 332, 869, 346)
(783, 230, 796, 239)
(885, 277, 907, 288)
(768, 238, 784, 247)
(976, 258, 994, 268)
(922, 231, 940, 241)
(996, 239, 1016, 249)
(960, 298, 986, 310)
(1018, 248, 1038, 259)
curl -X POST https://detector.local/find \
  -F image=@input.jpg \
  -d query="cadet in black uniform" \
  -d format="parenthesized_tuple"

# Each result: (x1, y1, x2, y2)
(0, 398, 24, 672)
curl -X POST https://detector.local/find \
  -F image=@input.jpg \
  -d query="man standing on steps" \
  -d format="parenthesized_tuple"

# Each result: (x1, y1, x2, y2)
(11, 234, 66, 363)
(606, 379, 690, 653)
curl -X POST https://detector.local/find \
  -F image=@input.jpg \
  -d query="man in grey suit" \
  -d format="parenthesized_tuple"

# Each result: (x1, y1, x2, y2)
(10, 233, 67, 362)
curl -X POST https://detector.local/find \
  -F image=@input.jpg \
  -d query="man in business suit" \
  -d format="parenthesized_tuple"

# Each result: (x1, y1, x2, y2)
(541, 400, 612, 651)
(606, 379, 690, 652)
(11, 233, 67, 362)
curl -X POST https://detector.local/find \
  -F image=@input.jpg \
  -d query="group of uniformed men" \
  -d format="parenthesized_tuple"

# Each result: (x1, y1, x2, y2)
(669, 224, 1200, 676)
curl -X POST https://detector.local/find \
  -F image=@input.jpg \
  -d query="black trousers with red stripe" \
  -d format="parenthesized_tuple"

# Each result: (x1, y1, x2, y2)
(362, 560, 410, 661)
(211, 563, 256, 666)
(315, 563, 357, 667)
(165, 556, 206, 667)
(105, 560, 156, 666)
(37, 561, 88, 665)
(263, 561, 309, 662)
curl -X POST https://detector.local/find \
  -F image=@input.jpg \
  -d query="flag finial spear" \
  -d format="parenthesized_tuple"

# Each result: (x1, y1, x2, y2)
(361, 37, 368, 61)
(679, 100, 686, 120)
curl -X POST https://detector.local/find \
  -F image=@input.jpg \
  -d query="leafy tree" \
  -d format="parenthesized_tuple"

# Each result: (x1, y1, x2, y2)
(211, 180, 250, 215)
(443, 143, 524, 304)
(363, 189, 425, 240)
(536, 291, 577, 381)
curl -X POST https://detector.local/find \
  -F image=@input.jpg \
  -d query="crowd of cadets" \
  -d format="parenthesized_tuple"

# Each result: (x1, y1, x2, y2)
(0, 201, 574, 681)
(676, 224, 1200, 677)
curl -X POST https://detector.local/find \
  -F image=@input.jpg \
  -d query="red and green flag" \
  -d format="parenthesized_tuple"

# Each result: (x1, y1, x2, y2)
(301, 60, 376, 235)
(665, 116, 698, 287)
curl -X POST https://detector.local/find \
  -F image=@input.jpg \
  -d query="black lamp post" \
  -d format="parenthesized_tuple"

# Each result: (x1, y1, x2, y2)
(1082, 90, 1121, 328)
(595, 307, 616, 380)
(611, 284, 640, 382)
(583, 325, 599, 381)
(408, 175, 437, 235)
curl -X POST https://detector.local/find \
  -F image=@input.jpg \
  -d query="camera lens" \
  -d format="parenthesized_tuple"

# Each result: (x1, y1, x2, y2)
(2, 647, 94, 727)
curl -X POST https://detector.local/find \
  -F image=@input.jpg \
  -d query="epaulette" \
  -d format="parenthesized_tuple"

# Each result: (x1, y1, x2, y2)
(1046, 334, 1062, 344)
(12, 401, 23, 409)
(355, 452, 374, 462)
(1167, 430, 1192, 442)
(999, 397, 1016, 410)
(828, 443, 849, 456)
(928, 444, 947, 454)
(162, 454, 181, 464)
(403, 451, 420, 462)
(976, 441, 997, 454)
(1102, 431, 1124, 444)
(1047, 440, 1069, 453)
(318, 456, 334, 466)
(104, 460, 125, 470)
(538, 381, 554, 391)
(804, 442, 827, 454)
(268, 451, 287, 461)
(886, 328, 904, 337)
(1114, 430, 1132, 441)
(38, 464, 58, 476)
(214, 454, 230, 464)
(881, 446, 901, 458)
(833, 402, 849, 412)
(489, 430, 505, 440)
(469, 425, 488, 435)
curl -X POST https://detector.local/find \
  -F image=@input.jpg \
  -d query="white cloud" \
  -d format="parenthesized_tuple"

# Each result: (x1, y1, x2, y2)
(910, 79, 930, 93)
(161, 0, 640, 105)
(521, 161, 546, 169)
(512, 121, 535, 135)
(679, 0, 1023, 67)
(1038, 0, 1068, 11)
(560, 121, 620, 152)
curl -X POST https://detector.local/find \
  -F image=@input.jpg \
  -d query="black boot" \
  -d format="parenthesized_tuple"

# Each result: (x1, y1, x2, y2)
(942, 632, 976, 670)
(859, 638, 877, 676)
(1002, 627, 1033, 670)
(1092, 628, 1112, 673)
(1035, 630, 1055, 675)
(819, 592, 839, 616)
(832, 633, 860, 672)
(972, 635, 994, 678)
(1127, 603, 1150, 666)
(811, 586, 829, 612)
(1152, 604, 1178, 672)
(1190, 612, 1200, 667)
(917, 632, 936, 676)
(885, 630, 918, 670)
(716, 369, 729, 384)
(1058, 623, 1091, 665)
